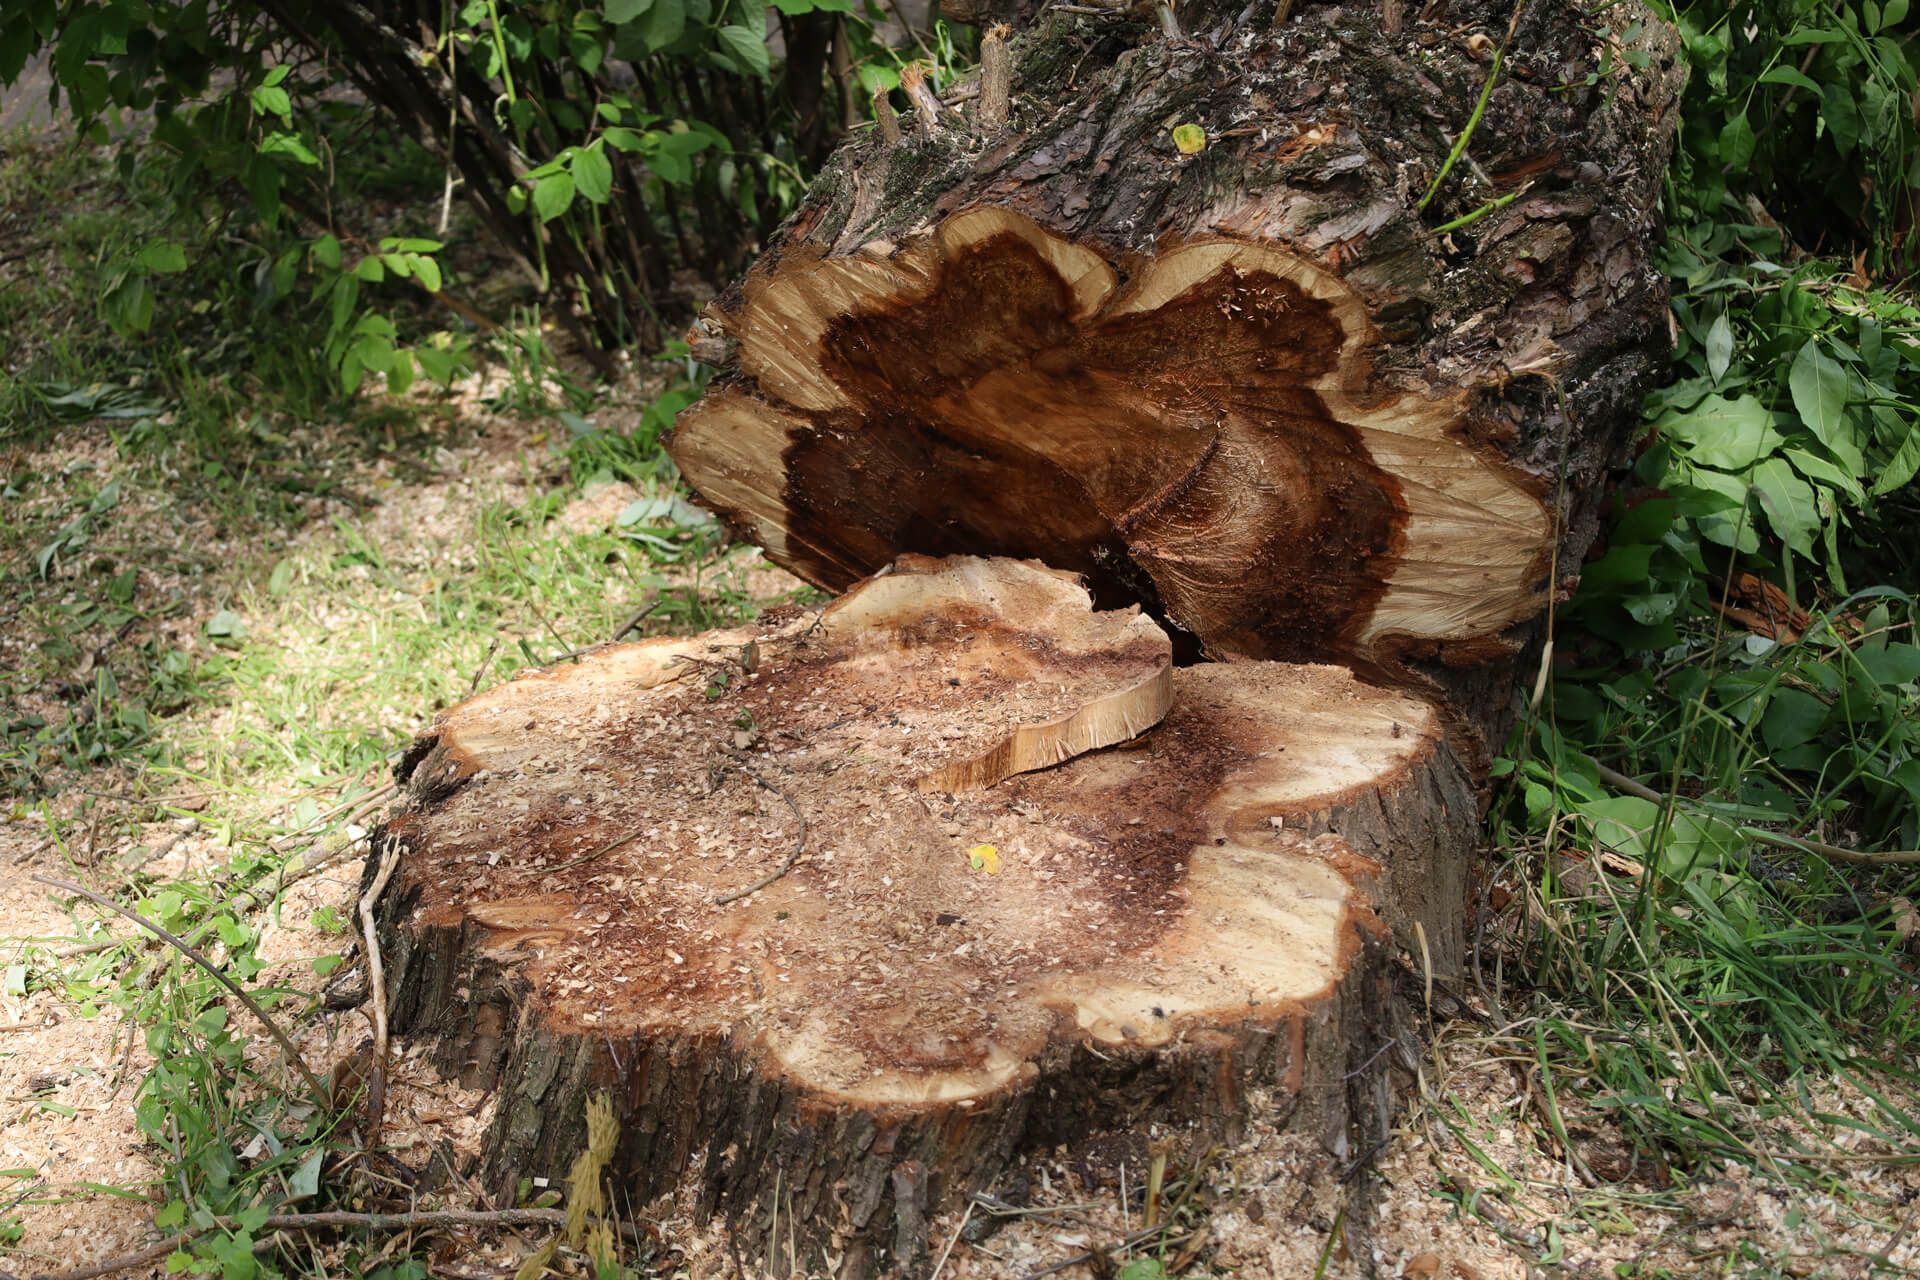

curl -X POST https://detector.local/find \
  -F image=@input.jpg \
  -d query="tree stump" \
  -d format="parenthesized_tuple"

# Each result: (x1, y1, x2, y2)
(376, 556, 1475, 1272)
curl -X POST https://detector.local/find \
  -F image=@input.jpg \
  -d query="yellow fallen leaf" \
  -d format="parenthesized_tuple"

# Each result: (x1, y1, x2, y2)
(967, 843, 1000, 874)
(1172, 123, 1206, 155)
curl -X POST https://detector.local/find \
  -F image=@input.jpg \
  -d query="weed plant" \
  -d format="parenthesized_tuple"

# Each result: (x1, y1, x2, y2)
(1489, 0, 1920, 1190)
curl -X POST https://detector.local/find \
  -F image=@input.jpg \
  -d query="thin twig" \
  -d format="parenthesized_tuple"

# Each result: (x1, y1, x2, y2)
(357, 838, 403, 1142)
(546, 826, 646, 873)
(930, 1200, 974, 1280)
(1584, 758, 1920, 866)
(29, 1207, 641, 1280)
(31, 876, 332, 1111)
(543, 596, 662, 665)
(713, 762, 808, 904)
(609, 595, 663, 643)
(467, 636, 502, 697)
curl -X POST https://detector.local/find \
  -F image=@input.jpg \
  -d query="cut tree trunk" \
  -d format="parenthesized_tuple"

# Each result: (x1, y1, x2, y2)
(375, 556, 1475, 1274)
(670, 0, 1684, 751)
(374, 3, 1685, 1271)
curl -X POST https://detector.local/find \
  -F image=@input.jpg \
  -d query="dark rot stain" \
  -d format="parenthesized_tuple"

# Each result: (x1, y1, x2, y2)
(776, 232, 1405, 662)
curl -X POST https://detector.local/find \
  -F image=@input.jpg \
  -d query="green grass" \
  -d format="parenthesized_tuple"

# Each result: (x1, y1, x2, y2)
(0, 127, 814, 1276)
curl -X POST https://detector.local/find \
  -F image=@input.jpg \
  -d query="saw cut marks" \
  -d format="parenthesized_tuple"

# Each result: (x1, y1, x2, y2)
(671, 208, 1551, 668)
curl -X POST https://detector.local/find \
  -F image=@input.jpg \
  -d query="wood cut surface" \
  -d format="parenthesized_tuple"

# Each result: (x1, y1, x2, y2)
(382, 560, 1449, 1113)
(671, 207, 1551, 669)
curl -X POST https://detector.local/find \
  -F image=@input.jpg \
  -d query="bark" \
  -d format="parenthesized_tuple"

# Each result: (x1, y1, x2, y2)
(670, 0, 1685, 757)
(375, 556, 1473, 1274)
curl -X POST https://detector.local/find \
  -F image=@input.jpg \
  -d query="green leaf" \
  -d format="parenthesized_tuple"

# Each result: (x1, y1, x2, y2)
(1655, 394, 1783, 470)
(1856, 643, 1920, 687)
(572, 144, 614, 204)
(1750, 456, 1820, 557)
(258, 131, 320, 165)
(154, 1200, 188, 1230)
(263, 64, 291, 87)
(1, 20, 35, 85)
(1821, 82, 1861, 154)
(205, 609, 247, 642)
(410, 253, 442, 293)
(105, 274, 155, 336)
(857, 62, 898, 95)
(533, 172, 575, 222)
(137, 241, 187, 274)
(1757, 65, 1822, 93)
(1873, 424, 1920, 496)
(605, 0, 653, 20)
(715, 25, 769, 78)
(1716, 112, 1755, 170)
(602, 126, 644, 152)
(1788, 341, 1853, 450)
(286, 1147, 324, 1199)
(353, 256, 386, 283)
(249, 83, 291, 120)
(1761, 687, 1828, 752)
(636, 0, 683, 51)
(311, 233, 342, 270)
(1783, 447, 1864, 503)
(1883, 0, 1910, 25)
(386, 349, 415, 395)
(1704, 311, 1732, 383)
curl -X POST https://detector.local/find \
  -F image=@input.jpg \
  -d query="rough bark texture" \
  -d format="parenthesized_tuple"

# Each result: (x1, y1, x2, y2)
(671, 0, 1685, 755)
(374, 557, 1473, 1275)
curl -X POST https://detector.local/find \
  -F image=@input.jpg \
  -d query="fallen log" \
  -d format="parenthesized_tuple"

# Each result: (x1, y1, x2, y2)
(671, 0, 1683, 747)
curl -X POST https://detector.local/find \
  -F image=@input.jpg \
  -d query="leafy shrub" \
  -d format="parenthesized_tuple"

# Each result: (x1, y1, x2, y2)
(1, 0, 936, 397)
(1660, 0, 1919, 269)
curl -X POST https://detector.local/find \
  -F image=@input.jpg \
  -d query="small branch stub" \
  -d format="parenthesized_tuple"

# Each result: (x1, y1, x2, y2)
(977, 25, 1012, 133)
(874, 87, 902, 145)
(900, 61, 942, 140)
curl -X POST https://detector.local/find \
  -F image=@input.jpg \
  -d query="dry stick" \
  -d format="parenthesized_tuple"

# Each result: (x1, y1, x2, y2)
(356, 839, 403, 1143)
(713, 762, 808, 904)
(31, 1207, 642, 1280)
(1582, 759, 1920, 867)
(31, 876, 332, 1112)
(544, 597, 663, 665)
(929, 1199, 974, 1280)
(547, 825, 647, 874)
(467, 635, 502, 697)
(609, 596, 663, 643)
